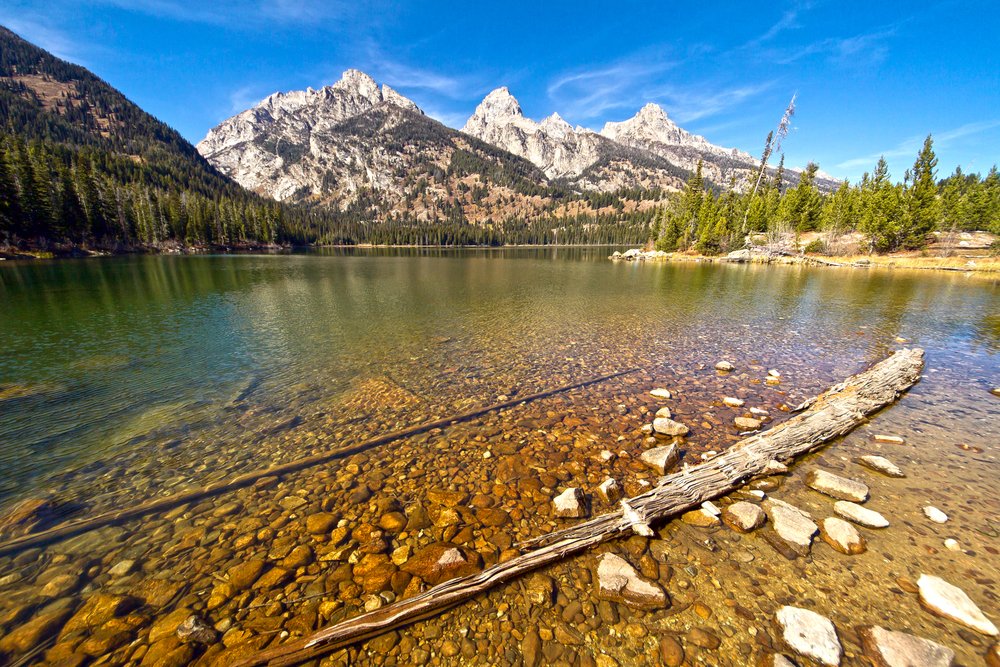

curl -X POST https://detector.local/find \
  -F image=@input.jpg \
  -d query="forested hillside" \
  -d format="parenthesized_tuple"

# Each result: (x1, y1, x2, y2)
(0, 26, 346, 251)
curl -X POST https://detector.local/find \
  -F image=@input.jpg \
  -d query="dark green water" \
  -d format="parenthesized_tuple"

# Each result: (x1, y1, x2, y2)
(0, 250, 997, 506)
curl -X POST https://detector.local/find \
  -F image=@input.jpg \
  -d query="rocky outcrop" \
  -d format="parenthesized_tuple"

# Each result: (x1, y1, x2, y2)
(606, 103, 840, 191)
(462, 88, 607, 180)
(198, 70, 425, 201)
(461, 88, 692, 192)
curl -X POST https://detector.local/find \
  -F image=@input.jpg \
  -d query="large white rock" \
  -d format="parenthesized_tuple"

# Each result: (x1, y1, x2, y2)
(722, 501, 766, 533)
(859, 625, 955, 667)
(805, 469, 869, 502)
(649, 388, 672, 399)
(917, 574, 998, 636)
(777, 606, 843, 666)
(640, 444, 680, 474)
(735, 416, 762, 430)
(595, 553, 667, 609)
(833, 501, 889, 529)
(552, 488, 588, 518)
(722, 396, 745, 407)
(763, 499, 818, 556)
(652, 417, 689, 437)
(819, 517, 866, 554)
(923, 506, 948, 523)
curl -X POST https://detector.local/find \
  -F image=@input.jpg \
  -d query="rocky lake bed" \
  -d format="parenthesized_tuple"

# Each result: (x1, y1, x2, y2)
(0, 251, 997, 666)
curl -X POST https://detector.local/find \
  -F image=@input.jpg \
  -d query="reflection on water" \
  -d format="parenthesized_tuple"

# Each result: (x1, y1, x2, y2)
(0, 251, 997, 666)
(0, 251, 997, 503)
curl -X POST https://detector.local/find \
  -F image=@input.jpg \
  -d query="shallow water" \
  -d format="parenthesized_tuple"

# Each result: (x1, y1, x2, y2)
(0, 250, 997, 665)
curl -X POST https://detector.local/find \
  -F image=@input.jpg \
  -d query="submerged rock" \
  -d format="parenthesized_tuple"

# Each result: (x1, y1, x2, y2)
(640, 444, 680, 474)
(681, 508, 720, 527)
(715, 361, 735, 372)
(917, 574, 998, 636)
(595, 553, 668, 609)
(652, 417, 689, 437)
(763, 460, 789, 475)
(777, 606, 843, 666)
(722, 501, 766, 533)
(923, 506, 949, 524)
(553, 488, 589, 518)
(722, 396, 745, 407)
(859, 625, 955, 667)
(0, 498, 52, 537)
(402, 543, 482, 585)
(833, 501, 889, 528)
(524, 574, 554, 606)
(805, 469, 869, 502)
(650, 388, 672, 399)
(856, 455, 906, 478)
(654, 406, 672, 419)
(820, 517, 867, 554)
(597, 478, 623, 504)
(177, 615, 218, 644)
(735, 416, 762, 430)
(763, 499, 818, 556)
(873, 434, 906, 445)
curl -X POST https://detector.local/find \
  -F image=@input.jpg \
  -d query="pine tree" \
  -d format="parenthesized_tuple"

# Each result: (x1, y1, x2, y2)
(0, 142, 21, 240)
(57, 164, 86, 242)
(904, 135, 939, 248)
(859, 157, 905, 252)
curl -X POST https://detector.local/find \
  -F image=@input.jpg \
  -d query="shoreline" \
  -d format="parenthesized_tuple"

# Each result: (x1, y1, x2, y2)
(3, 242, 998, 275)
(610, 247, 1000, 274)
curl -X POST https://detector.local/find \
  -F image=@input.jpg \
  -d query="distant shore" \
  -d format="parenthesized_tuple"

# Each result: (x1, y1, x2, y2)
(610, 247, 1000, 274)
(0, 242, 626, 261)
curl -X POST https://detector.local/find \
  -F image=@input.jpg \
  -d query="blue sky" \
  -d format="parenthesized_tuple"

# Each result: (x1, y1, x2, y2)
(3, 0, 998, 182)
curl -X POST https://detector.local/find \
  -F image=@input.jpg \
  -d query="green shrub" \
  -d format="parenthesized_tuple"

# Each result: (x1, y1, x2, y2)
(804, 239, 825, 254)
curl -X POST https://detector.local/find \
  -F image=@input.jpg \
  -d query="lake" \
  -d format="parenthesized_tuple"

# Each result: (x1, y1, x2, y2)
(0, 250, 997, 665)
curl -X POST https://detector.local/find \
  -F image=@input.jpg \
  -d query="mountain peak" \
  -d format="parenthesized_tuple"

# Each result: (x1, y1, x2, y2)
(333, 69, 381, 100)
(462, 86, 526, 134)
(600, 102, 689, 146)
(481, 87, 523, 117)
(540, 112, 574, 137)
(637, 102, 672, 122)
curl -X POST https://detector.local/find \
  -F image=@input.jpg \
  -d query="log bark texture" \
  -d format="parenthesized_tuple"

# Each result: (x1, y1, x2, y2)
(238, 347, 924, 667)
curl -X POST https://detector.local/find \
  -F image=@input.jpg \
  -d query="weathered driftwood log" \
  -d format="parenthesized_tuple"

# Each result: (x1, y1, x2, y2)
(0, 368, 639, 557)
(237, 348, 924, 667)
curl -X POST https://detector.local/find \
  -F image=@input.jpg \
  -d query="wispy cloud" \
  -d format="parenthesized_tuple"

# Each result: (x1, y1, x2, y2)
(644, 82, 776, 124)
(546, 57, 678, 121)
(836, 120, 1000, 170)
(371, 61, 465, 99)
(226, 84, 271, 114)
(93, 0, 349, 27)
(0, 12, 86, 61)
(741, 8, 804, 50)
(769, 28, 895, 67)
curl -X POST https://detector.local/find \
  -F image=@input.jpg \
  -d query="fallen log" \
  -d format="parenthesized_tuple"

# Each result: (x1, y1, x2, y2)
(0, 367, 639, 557)
(238, 347, 924, 667)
